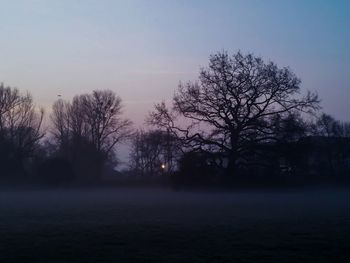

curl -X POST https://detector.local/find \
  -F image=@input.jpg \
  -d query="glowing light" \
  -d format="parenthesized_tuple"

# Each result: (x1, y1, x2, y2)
(161, 164, 166, 169)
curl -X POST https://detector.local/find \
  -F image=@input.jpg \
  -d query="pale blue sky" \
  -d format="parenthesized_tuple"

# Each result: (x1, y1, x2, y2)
(1, 0, 350, 125)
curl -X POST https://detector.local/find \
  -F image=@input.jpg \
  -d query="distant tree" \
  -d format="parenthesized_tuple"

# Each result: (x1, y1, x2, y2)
(81, 90, 133, 154)
(149, 52, 319, 176)
(130, 129, 180, 176)
(313, 113, 350, 138)
(50, 90, 132, 179)
(311, 113, 350, 176)
(51, 99, 71, 147)
(270, 112, 308, 143)
(0, 83, 44, 178)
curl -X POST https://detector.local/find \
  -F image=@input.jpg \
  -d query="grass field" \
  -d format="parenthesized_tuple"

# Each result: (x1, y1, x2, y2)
(1, 188, 350, 262)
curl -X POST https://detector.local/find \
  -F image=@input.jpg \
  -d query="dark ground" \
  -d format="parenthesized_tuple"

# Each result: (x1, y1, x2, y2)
(1, 187, 350, 262)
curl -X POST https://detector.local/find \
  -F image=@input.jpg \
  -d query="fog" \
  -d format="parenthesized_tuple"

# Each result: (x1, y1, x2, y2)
(1, 188, 350, 262)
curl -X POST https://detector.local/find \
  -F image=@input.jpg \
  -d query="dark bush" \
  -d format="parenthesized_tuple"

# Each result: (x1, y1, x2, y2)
(171, 152, 220, 189)
(36, 157, 75, 185)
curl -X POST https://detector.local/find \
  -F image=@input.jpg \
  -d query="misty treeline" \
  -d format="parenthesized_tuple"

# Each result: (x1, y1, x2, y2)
(1, 51, 350, 187)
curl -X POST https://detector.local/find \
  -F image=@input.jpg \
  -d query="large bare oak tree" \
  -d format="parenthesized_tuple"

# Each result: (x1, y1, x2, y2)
(149, 52, 319, 175)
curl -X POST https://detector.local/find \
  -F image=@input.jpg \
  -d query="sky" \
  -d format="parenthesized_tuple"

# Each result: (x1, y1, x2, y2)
(1, 0, 350, 127)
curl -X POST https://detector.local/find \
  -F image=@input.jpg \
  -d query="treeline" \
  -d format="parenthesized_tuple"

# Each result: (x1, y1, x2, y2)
(0, 86, 132, 185)
(1, 51, 350, 187)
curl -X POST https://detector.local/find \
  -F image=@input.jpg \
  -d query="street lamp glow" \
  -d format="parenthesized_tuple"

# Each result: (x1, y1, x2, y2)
(161, 164, 166, 169)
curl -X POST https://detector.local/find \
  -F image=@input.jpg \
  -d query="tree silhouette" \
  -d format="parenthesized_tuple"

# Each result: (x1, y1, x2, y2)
(149, 52, 319, 176)
(0, 83, 44, 178)
(314, 113, 350, 138)
(130, 129, 180, 176)
(50, 90, 132, 179)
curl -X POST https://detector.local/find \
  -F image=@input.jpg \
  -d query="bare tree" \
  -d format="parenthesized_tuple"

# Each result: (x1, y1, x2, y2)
(311, 113, 350, 176)
(80, 90, 133, 155)
(270, 111, 308, 143)
(149, 52, 319, 175)
(0, 83, 44, 175)
(314, 113, 350, 138)
(0, 84, 44, 153)
(51, 99, 71, 146)
(130, 129, 180, 176)
(51, 90, 132, 175)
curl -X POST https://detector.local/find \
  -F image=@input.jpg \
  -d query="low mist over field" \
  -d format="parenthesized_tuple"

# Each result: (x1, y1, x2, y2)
(1, 188, 350, 262)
